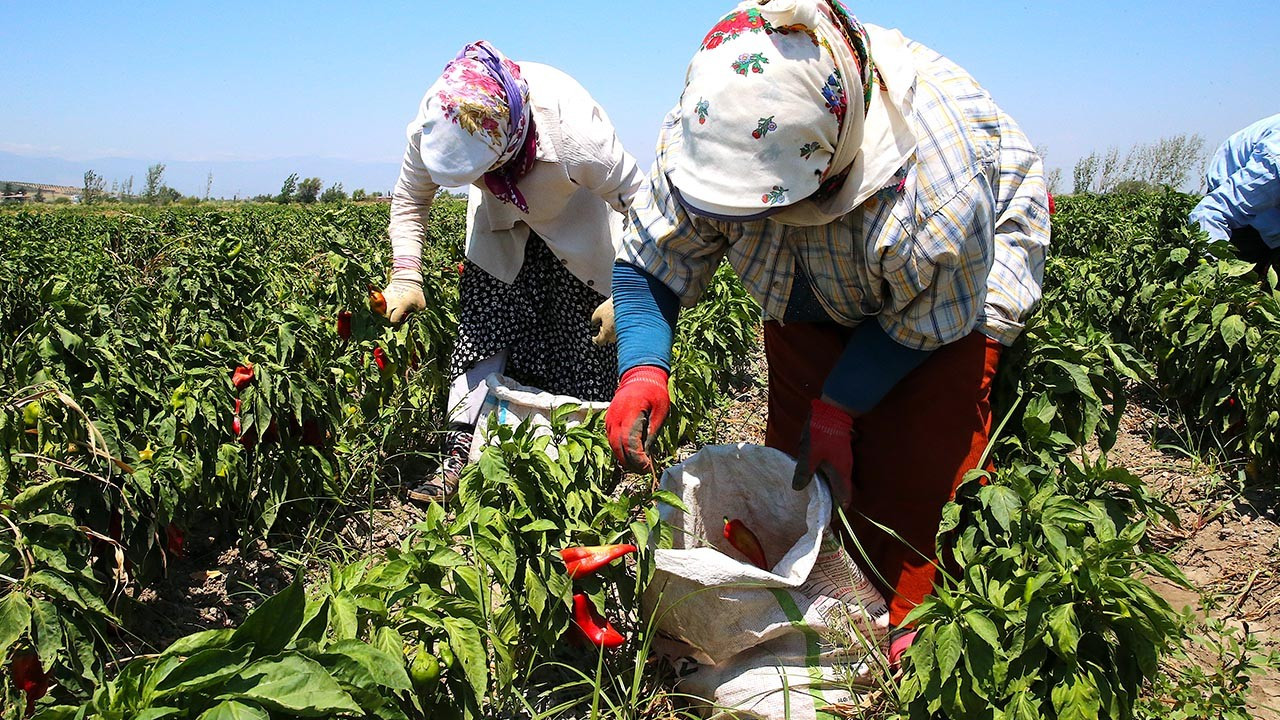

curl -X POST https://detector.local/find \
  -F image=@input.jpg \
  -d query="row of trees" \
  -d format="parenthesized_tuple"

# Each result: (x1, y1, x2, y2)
(81, 164, 188, 205)
(255, 173, 381, 204)
(1070, 133, 1207, 195)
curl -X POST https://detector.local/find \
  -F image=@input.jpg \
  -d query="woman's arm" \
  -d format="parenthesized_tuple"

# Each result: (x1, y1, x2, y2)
(382, 134, 441, 323)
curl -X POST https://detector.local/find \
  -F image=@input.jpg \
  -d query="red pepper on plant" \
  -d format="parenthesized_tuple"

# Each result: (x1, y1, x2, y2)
(724, 517, 769, 570)
(11, 652, 50, 717)
(368, 284, 388, 316)
(373, 346, 389, 372)
(165, 522, 185, 558)
(231, 364, 254, 390)
(571, 592, 626, 648)
(301, 419, 323, 447)
(560, 544, 637, 579)
(336, 311, 352, 339)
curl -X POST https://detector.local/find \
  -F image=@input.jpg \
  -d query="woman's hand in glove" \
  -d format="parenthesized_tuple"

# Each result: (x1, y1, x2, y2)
(791, 397, 858, 510)
(591, 297, 616, 346)
(379, 271, 426, 325)
(606, 365, 670, 473)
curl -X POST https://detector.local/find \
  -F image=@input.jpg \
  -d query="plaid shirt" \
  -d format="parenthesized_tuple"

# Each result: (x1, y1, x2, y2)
(619, 36, 1050, 350)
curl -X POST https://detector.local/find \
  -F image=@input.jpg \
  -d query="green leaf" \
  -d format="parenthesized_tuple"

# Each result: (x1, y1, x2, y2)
(135, 710, 183, 720)
(230, 576, 306, 656)
(1219, 315, 1246, 350)
(163, 629, 234, 656)
(963, 611, 1001, 649)
(0, 593, 32, 658)
(331, 593, 357, 640)
(30, 598, 60, 667)
(221, 653, 361, 716)
(1047, 603, 1080, 660)
(934, 622, 963, 679)
(524, 565, 548, 619)
(982, 485, 1021, 533)
(156, 645, 254, 696)
(443, 615, 488, 707)
(320, 639, 412, 692)
(1051, 672, 1102, 720)
(12, 477, 74, 514)
(197, 700, 270, 720)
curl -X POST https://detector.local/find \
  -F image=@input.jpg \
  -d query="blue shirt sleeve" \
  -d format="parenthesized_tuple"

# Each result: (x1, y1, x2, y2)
(823, 320, 935, 414)
(613, 261, 681, 375)
(1190, 133, 1280, 241)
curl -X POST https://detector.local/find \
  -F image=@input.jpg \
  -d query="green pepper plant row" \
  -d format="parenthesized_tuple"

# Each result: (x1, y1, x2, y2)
(0, 201, 1240, 719)
(1049, 190, 1280, 485)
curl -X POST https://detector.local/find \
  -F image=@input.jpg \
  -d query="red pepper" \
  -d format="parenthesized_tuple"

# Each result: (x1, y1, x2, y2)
(336, 311, 352, 339)
(724, 517, 769, 570)
(11, 652, 50, 717)
(231, 364, 254, 390)
(560, 544, 637, 579)
(301, 418, 323, 447)
(368, 284, 388, 316)
(1047, 192, 1056, 216)
(571, 592, 626, 648)
(233, 399, 257, 447)
(373, 346, 389, 372)
(457, 262, 465, 275)
(165, 522, 185, 558)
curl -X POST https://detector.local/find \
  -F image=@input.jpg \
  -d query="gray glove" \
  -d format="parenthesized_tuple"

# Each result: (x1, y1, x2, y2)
(591, 297, 616, 346)
(380, 271, 425, 326)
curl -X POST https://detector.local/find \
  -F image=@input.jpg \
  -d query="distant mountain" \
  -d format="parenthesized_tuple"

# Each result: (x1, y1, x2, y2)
(0, 151, 400, 200)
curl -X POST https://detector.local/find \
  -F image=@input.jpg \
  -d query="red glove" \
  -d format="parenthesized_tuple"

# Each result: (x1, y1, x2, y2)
(791, 398, 857, 510)
(606, 366, 670, 473)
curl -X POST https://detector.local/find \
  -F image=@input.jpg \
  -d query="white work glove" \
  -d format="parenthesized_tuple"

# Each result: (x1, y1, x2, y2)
(380, 270, 426, 326)
(591, 297, 616, 346)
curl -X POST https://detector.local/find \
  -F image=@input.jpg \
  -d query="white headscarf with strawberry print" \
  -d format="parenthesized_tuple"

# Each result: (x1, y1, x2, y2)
(670, 0, 917, 226)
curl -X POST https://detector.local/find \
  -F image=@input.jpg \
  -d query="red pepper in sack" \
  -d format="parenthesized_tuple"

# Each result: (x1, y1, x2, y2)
(571, 592, 626, 648)
(724, 517, 769, 570)
(231, 364, 254, 390)
(560, 544, 636, 579)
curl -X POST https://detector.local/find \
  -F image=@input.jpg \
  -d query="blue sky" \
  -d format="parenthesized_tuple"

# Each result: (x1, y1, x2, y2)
(3, 1, 1277, 197)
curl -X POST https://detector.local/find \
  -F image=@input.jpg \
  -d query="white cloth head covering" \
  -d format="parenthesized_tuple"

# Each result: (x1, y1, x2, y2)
(409, 41, 532, 188)
(670, 0, 917, 226)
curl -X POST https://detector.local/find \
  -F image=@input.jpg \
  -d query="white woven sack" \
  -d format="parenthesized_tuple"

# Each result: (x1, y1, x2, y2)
(643, 443, 890, 720)
(673, 635, 868, 720)
(467, 373, 609, 463)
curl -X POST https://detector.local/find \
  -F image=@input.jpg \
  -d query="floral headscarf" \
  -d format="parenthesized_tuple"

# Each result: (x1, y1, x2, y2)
(670, 0, 915, 225)
(414, 41, 536, 211)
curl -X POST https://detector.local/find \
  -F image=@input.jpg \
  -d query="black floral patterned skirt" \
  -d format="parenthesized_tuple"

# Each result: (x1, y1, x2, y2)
(449, 233, 617, 402)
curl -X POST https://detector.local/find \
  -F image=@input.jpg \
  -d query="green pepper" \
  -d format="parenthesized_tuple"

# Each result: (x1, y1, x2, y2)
(409, 644, 441, 698)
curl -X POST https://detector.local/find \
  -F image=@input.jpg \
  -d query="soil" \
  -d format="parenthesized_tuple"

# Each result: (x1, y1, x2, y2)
(1103, 388, 1280, 718)
(112, 493, 428, 660)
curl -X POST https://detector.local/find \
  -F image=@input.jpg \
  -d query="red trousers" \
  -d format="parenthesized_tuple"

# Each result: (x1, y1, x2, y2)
(764, 322, 1002, 626)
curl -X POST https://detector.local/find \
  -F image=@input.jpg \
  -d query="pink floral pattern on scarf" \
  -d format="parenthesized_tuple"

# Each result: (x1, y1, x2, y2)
(435, 44, 530, 162)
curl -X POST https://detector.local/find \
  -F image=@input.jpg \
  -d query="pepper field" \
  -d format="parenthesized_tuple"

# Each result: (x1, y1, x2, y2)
(0, 193, 1277, 719)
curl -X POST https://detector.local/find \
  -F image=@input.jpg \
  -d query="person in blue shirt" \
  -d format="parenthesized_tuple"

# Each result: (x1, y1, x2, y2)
(1190, 114, 1280, 276)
